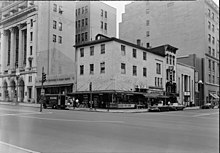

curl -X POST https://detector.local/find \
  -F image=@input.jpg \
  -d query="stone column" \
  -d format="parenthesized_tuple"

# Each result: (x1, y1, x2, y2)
(18, 25, 23, 69)
(1, 30, 7, 72)
(9, 27, 16, 70)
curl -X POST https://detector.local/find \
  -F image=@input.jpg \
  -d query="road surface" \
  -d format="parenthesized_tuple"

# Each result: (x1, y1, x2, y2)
(0, 104, 219, 153)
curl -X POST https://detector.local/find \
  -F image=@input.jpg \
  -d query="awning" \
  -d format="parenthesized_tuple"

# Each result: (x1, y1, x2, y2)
(209, 93, 219, 99)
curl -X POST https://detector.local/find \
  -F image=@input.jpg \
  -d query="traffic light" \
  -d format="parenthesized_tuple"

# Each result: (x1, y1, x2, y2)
(42, 72, 46, 83)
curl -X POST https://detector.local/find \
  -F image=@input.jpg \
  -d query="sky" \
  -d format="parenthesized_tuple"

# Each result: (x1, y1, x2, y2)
(102, 0, 219, 37)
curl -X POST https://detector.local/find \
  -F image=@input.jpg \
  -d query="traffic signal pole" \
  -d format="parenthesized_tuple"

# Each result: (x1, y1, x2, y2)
(40, 67, 44, 112)
(40, 67, 46, 112)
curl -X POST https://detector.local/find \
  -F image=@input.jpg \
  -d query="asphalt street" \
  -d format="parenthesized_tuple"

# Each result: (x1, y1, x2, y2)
(0, 104, 219, 153)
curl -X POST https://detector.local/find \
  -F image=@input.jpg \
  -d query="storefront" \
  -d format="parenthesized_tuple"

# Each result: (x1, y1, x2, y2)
(68, 89, 169, 109)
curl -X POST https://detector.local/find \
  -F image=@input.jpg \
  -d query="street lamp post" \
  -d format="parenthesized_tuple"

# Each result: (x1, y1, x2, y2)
(15, 72, 20, 105)
(198, 80, 203, 107)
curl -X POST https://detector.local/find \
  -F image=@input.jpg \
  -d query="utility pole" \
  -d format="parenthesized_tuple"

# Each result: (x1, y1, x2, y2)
(89, 82, 92, 109)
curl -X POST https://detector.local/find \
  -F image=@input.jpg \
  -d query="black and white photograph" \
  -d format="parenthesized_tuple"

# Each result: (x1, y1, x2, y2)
(0, 0, 219, 152)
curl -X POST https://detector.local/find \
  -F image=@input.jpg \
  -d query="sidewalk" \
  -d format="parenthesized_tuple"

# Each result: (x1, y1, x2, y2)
(0, 101, 205, 113)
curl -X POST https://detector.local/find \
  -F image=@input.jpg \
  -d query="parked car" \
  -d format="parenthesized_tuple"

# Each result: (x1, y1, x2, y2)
(148, 105, 160, 112)
(169, 103, 185, 111)
(200, 103, 214, 109)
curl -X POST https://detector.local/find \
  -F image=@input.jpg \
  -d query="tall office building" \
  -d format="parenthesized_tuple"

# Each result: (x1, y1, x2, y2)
(0, 1, 76, 103)
(75, 1, 116, 45)
(119, 0, 219, 105)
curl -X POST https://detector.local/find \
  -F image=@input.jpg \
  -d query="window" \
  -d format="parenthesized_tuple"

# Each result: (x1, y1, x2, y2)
(85, 32, 88, 41)
(82, 19, 84, 27)
(28, 87, 32, 99)
(146, 9, 149, 14)
(212, 12, 214, 20)
(30, 19, 33, 27)
(146, 43, 150, 48)
(75, 21, 77, 29)
(53, 4, 57, 12)
(105, 11, 107, 18)
(85, 18, 88, 26)
(121, 45, 126, 55)
(146, 20, 149, 26)
(101, 44, 105, 54)
(58, 22, 62, 31)
(90, 64, 94, 74)
(208, 46, 211, 55)
(156, 63, 161, 74)
(160, 78, 163, 87)
(81, 33, 84, 42)
(212, 61, 215, 71)
(75, 35, 77, 43)
(101, 9, 103, 16)
(80, 65, 84, 75)
(85, 6, 88, 13)
(104, 23, 107, 30)
(53, 20, 57, 29)
(212, 24, 214, 32)
(78, 8, 80, 15)
(146, 31, 150, 37)
(213, 75, 215, 83)
(167, 55, 169, 64)
(101, 21, 103, 29)
(208, 34, 211, 42)
(53, 35, 56, 42)
(143, 52, 147, 60)
(212, 36, 215, 44)
(59, 6, 63, 14)
(143, 67, 147, 77)
(29, 60, 32, 68)
(28, 76, 32, 82)
(76, 9, 77, 16)
(58, 36, 62, 44)
(121, 63, 126, 74)
(30, 32, 33, 41)
(173, 56, 175, 65)
(212, 49, 215, 57)
(30, 46, 32, 55)
(82, 7, 84, 14)
(133, 49, 137, 58)
(208, 73, 211, 82)
(208, 9, 210, 16)
(133, 65, 137, 76)
(78, 20, 80, 28)
(77, 34, 80, 43)
(208, 59, 211, 71)
(100, 62, 105, 73)
(90, 46, 94, 56)
(169, 55, 172, 64)
(80, 48, 84, 57)
(166, 69, 169, 80)
(173, 71, 175, 81)
(208, 21, 211, 29)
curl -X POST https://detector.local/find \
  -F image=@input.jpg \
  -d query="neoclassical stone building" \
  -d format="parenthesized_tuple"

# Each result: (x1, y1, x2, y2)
(0, 1, 76, 103)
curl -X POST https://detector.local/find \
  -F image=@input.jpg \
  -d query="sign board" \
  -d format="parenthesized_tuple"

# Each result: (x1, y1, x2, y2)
(117, 104, 135, 108)
(41, 89, 45, 95)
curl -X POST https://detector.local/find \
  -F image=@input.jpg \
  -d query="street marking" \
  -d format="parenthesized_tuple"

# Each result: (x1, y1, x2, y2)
(0, 141, 40, 153)
(0, 112, 52, 117)
(20, 115, 124, 123)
